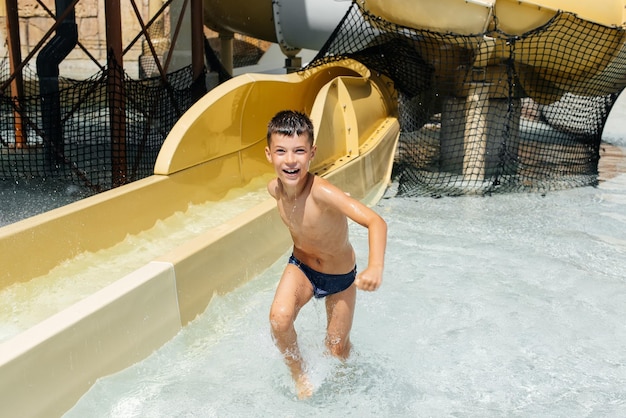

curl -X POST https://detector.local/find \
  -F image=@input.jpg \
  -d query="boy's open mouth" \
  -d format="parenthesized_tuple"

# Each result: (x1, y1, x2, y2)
(283, 168, 300, 175)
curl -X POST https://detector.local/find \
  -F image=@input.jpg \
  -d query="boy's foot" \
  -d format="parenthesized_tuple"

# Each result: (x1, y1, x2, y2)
(295, 373, 313, 399)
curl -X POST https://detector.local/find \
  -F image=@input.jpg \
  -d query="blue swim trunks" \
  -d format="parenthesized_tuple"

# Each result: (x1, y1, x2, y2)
(288, 254, 356, 298)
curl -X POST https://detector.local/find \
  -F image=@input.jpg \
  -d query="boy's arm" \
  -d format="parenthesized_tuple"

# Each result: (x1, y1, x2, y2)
(314, 178, 387, 291)
(358, 210, 387, 291)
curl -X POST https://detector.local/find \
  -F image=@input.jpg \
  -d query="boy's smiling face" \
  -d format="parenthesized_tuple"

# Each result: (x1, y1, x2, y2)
(265, 133, 316, 187)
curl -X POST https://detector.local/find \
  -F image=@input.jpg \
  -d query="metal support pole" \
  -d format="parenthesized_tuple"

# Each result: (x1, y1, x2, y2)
(37, 0, 78, 167)
(190, 0, 204, 80)
(190, 0, 206, 100)
(104, 0, 127, 187)
(4, 0, 25, 148)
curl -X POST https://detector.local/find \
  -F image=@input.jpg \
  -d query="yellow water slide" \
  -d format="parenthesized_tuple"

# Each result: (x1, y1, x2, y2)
(372, 0, 626, 103)
(0, 60, 398, 416)
(363, 0, 626, 34)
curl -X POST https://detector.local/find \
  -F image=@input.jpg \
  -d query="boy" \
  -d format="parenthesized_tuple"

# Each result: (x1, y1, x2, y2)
(265, 110, 387, 399)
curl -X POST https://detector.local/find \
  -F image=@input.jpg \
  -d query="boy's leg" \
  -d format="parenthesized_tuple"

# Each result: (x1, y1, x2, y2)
(325, 283, 357, 359)
(269, 264, 314, 396)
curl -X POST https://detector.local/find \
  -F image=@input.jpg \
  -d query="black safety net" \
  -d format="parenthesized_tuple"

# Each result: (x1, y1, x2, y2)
(307, 1, 626, 196)
(0, 60, 205, 192)
(0, 28, 275, 193)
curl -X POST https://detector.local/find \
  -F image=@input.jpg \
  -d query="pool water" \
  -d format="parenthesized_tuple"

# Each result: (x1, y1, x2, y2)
(64, 164, 626, 416)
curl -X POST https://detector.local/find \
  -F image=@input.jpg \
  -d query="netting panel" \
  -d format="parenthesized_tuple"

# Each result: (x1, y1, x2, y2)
(307, 2, 626, 196)
(0, 29, 273, 193)
(0, 60, 201, 191)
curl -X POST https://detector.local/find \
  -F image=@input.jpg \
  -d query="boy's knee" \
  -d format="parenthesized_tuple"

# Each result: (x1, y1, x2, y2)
(269, 305, 294, 333)
(325, 335, 351, 358)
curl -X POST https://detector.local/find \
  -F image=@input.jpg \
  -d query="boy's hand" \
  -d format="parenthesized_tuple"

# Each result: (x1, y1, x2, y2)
(354, 267, 383, 291)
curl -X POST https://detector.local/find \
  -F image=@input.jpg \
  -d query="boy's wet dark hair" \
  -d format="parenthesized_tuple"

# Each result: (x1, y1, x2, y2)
(267, 110, 314, 146)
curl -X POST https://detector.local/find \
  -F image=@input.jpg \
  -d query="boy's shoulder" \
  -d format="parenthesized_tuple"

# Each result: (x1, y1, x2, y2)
(309, 175, 326, 197)
(267, 177, 279, 199)
(310, 174, 330, 190)
(310, 175, 350, 204)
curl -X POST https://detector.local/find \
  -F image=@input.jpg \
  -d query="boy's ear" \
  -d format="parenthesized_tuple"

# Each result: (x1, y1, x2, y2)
(311, 144, 317, 159)
(265, 146, 272, 162)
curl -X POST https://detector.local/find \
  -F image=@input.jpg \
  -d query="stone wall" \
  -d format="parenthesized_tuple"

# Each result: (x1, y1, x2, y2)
(1, 0, 161, 79)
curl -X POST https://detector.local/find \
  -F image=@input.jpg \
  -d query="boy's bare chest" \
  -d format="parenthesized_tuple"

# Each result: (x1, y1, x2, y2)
(278, 200, 317, 233)
(279, 199, 346, 248)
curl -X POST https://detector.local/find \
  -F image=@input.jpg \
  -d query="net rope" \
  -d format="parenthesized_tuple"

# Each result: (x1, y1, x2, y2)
(306, 2, 626, 196)
(0, 60, 206, 191)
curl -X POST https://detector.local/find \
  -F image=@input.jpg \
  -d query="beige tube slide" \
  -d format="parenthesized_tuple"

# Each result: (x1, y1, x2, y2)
(202, 0, 625, 48)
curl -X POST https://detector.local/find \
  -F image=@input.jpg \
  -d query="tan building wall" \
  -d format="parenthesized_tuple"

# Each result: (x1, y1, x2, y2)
(0, 0, 162, 79)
